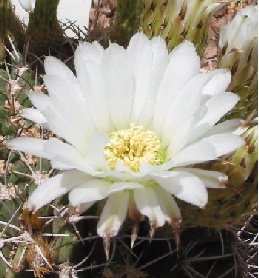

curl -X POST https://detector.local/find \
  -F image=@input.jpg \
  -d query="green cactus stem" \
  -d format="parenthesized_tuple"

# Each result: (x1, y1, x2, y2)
(110, 0, 142, 47)
(0, 0, 26, 62)
(26, 0, 63, 64)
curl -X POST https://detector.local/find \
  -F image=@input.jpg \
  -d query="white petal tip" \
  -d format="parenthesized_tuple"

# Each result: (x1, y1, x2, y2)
(26, 201, 37, 212)
(219, 177, 228, 188)
(200, 204, 206, 209)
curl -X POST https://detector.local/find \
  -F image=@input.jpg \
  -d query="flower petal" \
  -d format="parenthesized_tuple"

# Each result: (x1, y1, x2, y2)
(74, 41, 108, 131)
(44, 138, 97, 174)
(109, 182, 143, 193)
(41, 106, 87, 154)
(201, 70, 231, 98)
(43, 75, 95, 136)
(167, 40, 200, 93)
(27, 170, 91, 211)
(6, 137, 52, 160)
(201, 133, 244, 157)
(100, 43, 134, 130)
(44, 56, 82, 97)
(179, 168, 227, 188)
(44, 137, 82, 160)
(28, 91, 52, 112)
(44, 57, 91, 118)
(161, 73, 211, 146)
(154, 41, 200, 134)
(74, 41, 104, 66)
(154, 171, 208, 208)
(97, 191, 129, 238)
(21, 108, 48, 128)
(127, 33, 168, 125)
(201, 92, 240, 125)
(134, 186, 168, 228)
(204, 119, 243, 137)
(86, 131, 109, 170)
(165, 141, 217, 169)
(140, 36, 169, 126)
(128, 190, 144, 221)
(165, 118, 192, 159)
(127, 33, 153, 123)
(74, 60, 110, 133)
(69, 180, 111, 206)
(187, 92, 240, 144)
(152, 185, 181, 224)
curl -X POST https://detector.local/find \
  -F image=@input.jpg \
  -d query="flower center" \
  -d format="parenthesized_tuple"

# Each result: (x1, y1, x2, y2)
(104, 124, 165, 172)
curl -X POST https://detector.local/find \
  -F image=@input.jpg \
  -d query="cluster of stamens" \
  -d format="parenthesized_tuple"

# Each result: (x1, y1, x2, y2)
(104, 124, 165, 172)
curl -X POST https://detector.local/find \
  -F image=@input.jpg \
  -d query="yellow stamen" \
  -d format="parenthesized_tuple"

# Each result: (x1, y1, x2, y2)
(104, 124, 165, 172)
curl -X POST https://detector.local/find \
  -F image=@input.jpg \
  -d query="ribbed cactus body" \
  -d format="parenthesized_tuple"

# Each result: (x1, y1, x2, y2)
(142, 0, 221, 56)
(110, 0, 142, 47)
(179, 125, 258, 229)
(26, 0, 63, 59)
(0, 0, 26, 61)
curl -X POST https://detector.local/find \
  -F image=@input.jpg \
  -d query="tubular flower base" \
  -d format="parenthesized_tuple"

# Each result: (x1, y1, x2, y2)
(142, 0, 222, 56)
(7, 33, 244, 253)
(218, 5, 258, 120)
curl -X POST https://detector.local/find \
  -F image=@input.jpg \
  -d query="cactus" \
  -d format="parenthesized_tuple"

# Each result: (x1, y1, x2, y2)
(25, 0, 64, 71)
(26, 0, 63, 56)
(0, 52, 76, 277)
(109, 0, 143, 47)
(142, 0, 222, 56)
(0, 0, 26, 63)
(0, 1, 258, 278)
(177, 124, 258, 229)
(0, 0, 63, 71)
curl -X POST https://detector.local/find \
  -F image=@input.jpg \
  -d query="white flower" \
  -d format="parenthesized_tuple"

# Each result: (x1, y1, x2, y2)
(219, 5, 258, 53)
(218, 5, 258, 70)
(18, 0, 36, 12)
(217, 5, 257, 119)
(7, 33, 244, 244)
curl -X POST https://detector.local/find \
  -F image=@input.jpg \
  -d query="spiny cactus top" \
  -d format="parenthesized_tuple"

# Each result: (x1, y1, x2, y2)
(7, 32, 244, 245)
